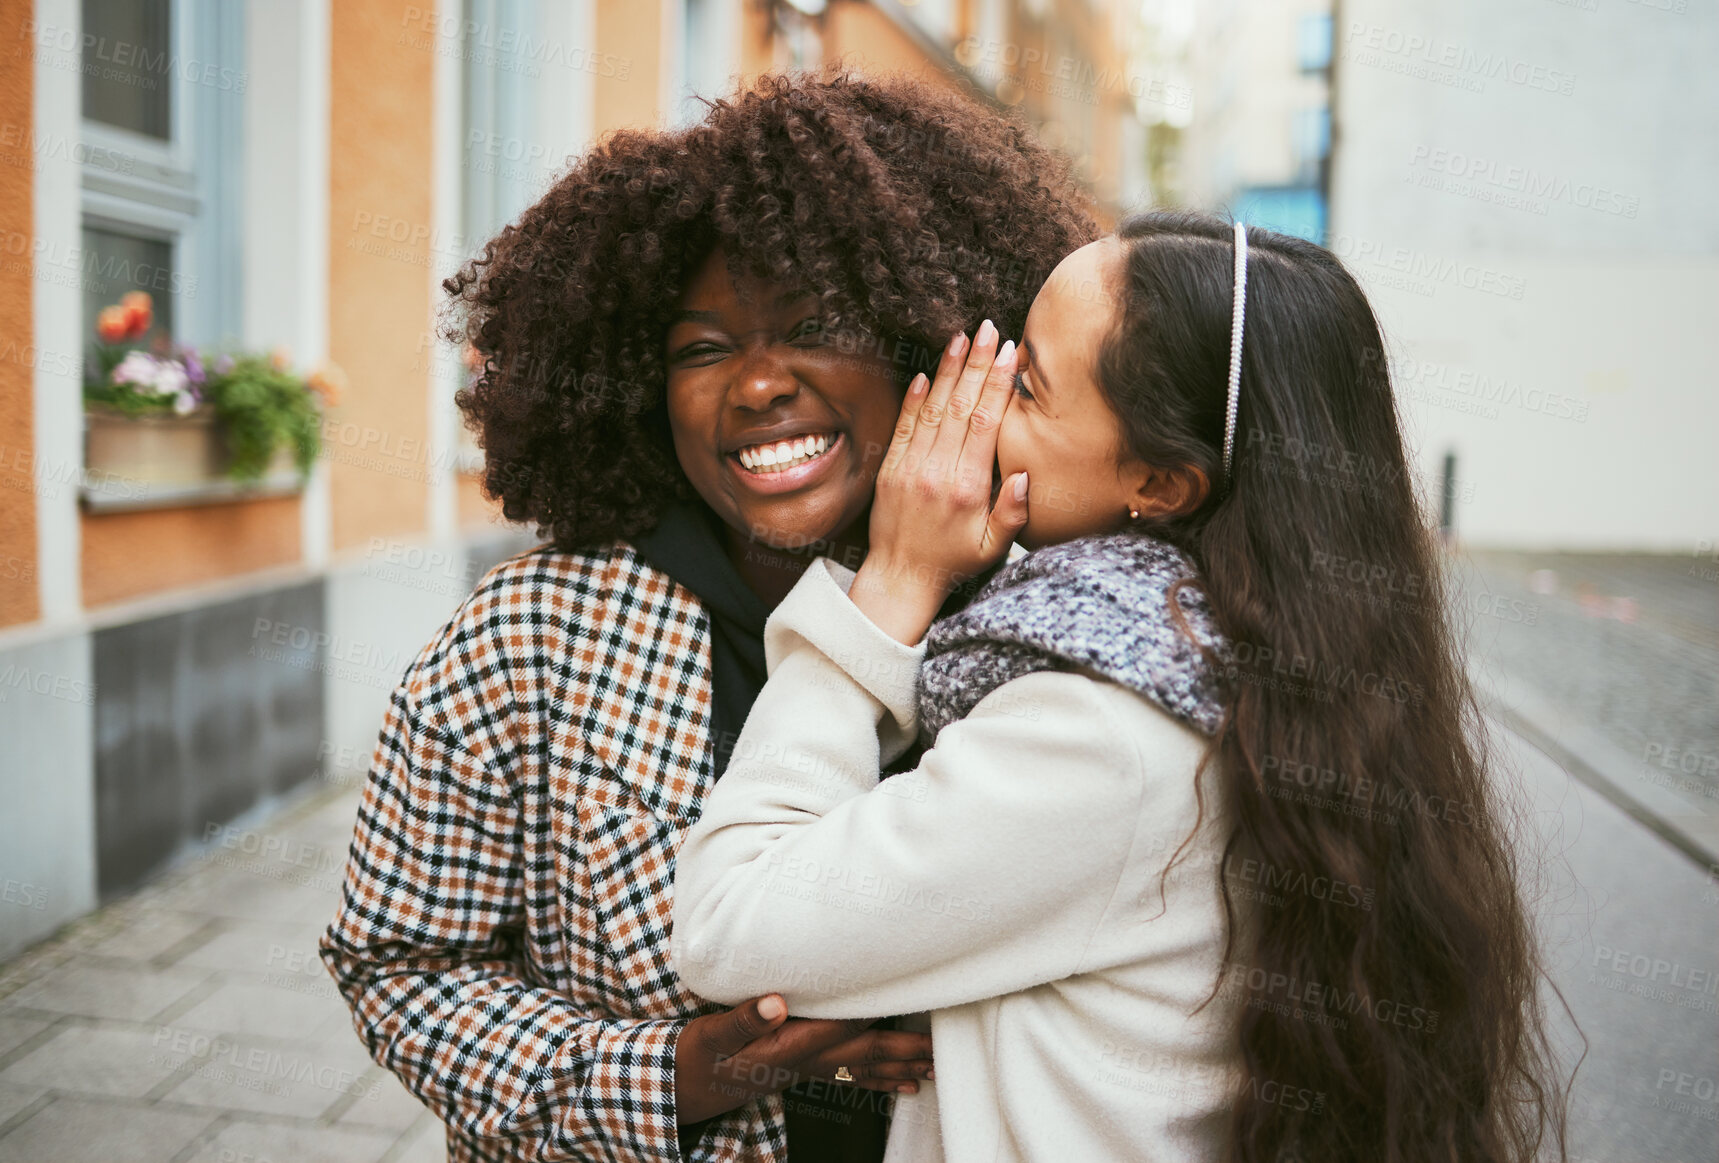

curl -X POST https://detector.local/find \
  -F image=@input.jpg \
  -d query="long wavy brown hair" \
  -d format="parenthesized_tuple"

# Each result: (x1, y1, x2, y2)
(443, 71, 1096, 550)
(1104, 211, 1571, 1163)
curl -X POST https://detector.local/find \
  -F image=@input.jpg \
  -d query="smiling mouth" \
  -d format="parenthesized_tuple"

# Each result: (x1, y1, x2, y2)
(732, 431, 839, 475)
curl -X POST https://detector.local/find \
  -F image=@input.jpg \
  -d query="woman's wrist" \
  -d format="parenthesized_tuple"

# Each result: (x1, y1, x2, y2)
(849, 556, 952, 646)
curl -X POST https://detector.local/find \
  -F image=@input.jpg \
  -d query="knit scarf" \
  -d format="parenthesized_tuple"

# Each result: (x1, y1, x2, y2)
(917, 531, 1230, 742)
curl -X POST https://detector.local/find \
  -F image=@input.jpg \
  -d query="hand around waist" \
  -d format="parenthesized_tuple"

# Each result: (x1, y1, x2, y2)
(675, 994, 934, 1124)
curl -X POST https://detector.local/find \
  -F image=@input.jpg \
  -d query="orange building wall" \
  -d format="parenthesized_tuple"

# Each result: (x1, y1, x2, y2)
(81, 497, 303, 608)
(595, 0, 664, 133)
(825, 4, 966, 100)
(739, 0, 775, 83)
(327, 1, 436, 551)
(456, 469, 506, 529)
(0, 0, 39, 628)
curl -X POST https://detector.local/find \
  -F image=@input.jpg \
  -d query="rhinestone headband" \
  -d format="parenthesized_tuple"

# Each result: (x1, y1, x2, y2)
(1221, 220, 1248, 481)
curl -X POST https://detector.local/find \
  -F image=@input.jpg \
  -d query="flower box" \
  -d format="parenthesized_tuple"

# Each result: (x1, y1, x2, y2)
(79, 292, 341, 511)
(85, 405, 225, 488)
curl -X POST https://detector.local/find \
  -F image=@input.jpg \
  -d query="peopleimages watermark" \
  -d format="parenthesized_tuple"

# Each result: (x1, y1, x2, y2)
(249, 618, 414, 687)
(0, 876, 49, 912)
(0, 660, 96, 706)
(1651, 1067, 1718, 1123)
(396, 6, 631, 79)
(1378, 351, 1591, 424)
(0, 442, 153, 504)
(761, 852, 994, 923)
(1340, 22, 1577, 96)
(676, 942, 867, 1000)
(18, 17, 249, 93)
(1222, 640, 1427, 707)
(149, 1028, 381, 1102)
(1406, 146, 1640, 219)
(1587, 945, 1718, 1016)
(1691, 540, 1718, 584)
(1136, 836, 1377, 913)
(1216, 959, 1441, 1035)
(1638, 742, 1719, 803)
(200, 822, 346, 896)
(953, 37, 1192, 110)
(1327, 234, 1527, 300)
(1, 227, 198, 300)
(1262, 754, 1478, 828)
(0, 121, 137, 176)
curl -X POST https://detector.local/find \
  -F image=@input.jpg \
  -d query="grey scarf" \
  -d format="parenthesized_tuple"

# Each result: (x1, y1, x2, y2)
(917, 531, 1230, 741)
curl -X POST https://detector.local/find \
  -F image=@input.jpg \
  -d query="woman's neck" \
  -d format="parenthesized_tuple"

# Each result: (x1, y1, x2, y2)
(724, 518, 870, 609)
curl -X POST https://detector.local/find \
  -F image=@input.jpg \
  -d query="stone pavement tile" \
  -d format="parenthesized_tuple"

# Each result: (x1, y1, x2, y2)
(0, 1083, 43, 1128)
(338, 1068, 432, 1134)
(3, 961, 208, 1022)
(159, 1032, 376, 1120)
(0, 1097, 214, 1163)
(289, 788, 365, 839)
(172, 920, 330, 978)
(153, 859, 345, 928)
(389, 1115, 450, 1163)
(182, 1118, 396, 1163)
(272, 808, 363, 860)
(81, 908, 213, 964)
(170, 978, 349, 1041)
(0, 943, 75, 1000)
(0, 1016, 49, 1059)
(0, 1025, 193, 1098)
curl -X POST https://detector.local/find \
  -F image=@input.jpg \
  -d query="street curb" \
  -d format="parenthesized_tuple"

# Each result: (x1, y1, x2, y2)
(1471, 665, 1719, 872)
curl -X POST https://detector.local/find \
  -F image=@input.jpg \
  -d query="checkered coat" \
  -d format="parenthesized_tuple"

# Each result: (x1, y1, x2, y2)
(321, 543, 790, 1162)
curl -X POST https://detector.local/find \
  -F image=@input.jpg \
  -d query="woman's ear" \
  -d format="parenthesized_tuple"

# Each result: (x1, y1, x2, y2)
(1128, 462, 1211, 521)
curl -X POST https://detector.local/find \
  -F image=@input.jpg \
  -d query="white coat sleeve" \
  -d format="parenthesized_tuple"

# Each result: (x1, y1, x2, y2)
(670, 558, 1148, 1018)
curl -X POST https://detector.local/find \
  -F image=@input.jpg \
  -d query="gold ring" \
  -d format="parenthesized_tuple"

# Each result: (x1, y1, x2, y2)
(834, 1065, 855, 1083)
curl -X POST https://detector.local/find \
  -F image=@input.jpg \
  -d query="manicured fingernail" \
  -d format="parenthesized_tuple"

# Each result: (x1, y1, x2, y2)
(926, 1068, 935, 1080)
(898, 1083, 917, 1094)
(758, 996, 785, 1021)
(909, 373, 928, 394)
(977, 319, 997, 346)
(1013, 472, 1029, 501)
(996, 339, 1015, 364)
(946, 332, 965, 356)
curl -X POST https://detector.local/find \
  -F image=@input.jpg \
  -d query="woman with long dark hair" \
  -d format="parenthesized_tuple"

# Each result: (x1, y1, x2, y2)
(674, 210, 1569, 1162)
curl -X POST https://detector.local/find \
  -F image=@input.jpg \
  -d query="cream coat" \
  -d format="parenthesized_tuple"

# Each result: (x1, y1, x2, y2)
(672, 558, 1244, 1163)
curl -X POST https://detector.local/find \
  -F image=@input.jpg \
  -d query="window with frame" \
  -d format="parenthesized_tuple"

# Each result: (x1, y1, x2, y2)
(1297, 12, 1333, 74)
(79, 0, 245, 352)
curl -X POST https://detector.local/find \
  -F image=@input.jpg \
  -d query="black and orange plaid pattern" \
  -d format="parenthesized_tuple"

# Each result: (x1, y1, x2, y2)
(322, 545, 790, 1162)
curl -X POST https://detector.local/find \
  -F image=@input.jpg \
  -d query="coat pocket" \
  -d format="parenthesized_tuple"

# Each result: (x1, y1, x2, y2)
(574, 796, 709, 1018)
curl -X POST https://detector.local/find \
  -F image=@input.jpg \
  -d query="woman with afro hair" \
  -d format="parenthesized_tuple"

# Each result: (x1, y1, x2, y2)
(322, 72, 1095, 1163)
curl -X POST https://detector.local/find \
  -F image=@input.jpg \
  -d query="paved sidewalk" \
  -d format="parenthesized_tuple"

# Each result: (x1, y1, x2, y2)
(0, 782, 442, 1163)
(1455, 549, 1719, 863)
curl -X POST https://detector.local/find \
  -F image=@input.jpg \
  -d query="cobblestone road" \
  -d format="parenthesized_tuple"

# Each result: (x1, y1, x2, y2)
(0, 785, 442, 1163)
(1455, 549, 1718, 811)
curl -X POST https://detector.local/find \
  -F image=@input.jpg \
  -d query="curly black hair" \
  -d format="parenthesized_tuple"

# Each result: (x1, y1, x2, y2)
(445, 70, 1098, 550)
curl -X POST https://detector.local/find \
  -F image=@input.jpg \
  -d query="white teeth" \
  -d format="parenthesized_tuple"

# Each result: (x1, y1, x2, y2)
(736, 432, 834, 473)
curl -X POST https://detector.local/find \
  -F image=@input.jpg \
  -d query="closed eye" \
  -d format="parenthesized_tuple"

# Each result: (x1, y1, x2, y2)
(1012, 371, 1034, 401)
(670, 341, 730, 366)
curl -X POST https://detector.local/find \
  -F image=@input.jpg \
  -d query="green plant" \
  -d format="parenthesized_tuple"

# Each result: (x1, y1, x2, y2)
(202, 355, 323, 480)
